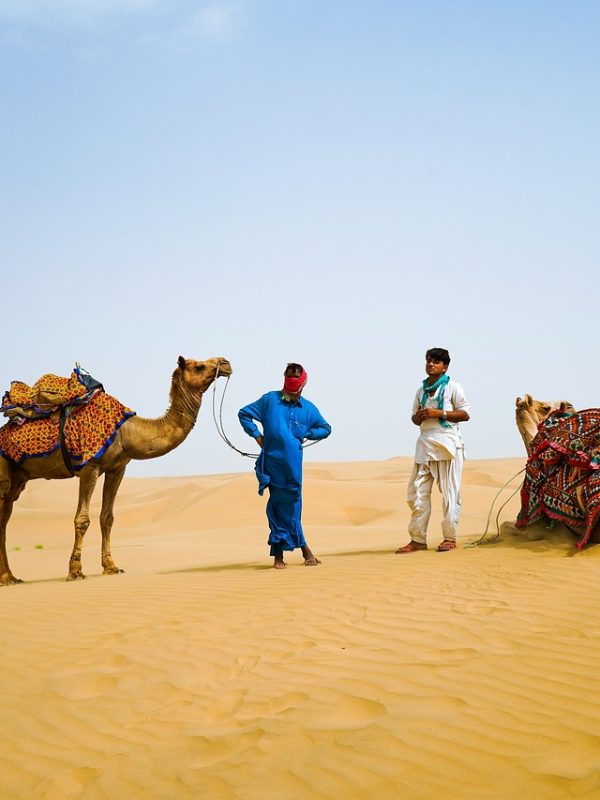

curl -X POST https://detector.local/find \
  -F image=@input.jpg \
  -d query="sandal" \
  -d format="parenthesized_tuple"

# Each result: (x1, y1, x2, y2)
(436, 540, 456, 552)
(395, 541, 427, 554)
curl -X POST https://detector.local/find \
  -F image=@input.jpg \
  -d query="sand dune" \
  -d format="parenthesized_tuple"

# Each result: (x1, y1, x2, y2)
(2, 457, 600, 799)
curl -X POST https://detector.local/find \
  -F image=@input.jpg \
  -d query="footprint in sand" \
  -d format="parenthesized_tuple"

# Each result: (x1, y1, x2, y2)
(300, 692, 387, 730)
(204, 689, 246, 722)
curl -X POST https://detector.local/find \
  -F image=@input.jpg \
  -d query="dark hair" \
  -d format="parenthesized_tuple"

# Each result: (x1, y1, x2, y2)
(285, 362, 304, 377)
(425, 348, 451, 366)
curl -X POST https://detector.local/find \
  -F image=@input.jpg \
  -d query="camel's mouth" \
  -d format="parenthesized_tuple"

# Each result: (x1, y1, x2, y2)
(215, 360, 233, 378)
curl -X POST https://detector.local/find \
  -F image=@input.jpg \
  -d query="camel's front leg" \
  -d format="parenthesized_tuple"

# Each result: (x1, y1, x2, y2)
(100, 467, 126, 575)
(0, 461, 22, 585)
(0, 498, 20, 585)
(68, 465, 100, 581)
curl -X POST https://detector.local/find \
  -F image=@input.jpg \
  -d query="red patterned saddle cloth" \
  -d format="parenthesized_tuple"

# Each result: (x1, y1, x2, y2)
(0, 370, 135, 469)
(517, 409, 600, 546)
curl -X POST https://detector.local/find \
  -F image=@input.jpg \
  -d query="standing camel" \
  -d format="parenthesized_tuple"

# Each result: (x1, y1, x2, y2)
(0, 356, 231, 584)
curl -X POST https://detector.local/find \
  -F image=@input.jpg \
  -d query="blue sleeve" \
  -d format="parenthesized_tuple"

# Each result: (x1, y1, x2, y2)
(238, 395, 266, 439)
(306, 405, 332, 441)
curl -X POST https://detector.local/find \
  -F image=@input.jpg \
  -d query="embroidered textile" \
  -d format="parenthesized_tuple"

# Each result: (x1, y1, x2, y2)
(0, 391, 135, 468)
(1, 370, 95, 419)
(516, 409, 600, 547)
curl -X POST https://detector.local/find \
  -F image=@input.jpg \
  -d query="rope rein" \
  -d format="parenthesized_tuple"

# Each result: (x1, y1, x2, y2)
(211, 367, 320, 460)
(465, 467, 526, 547)
(212, 373, 259, 459)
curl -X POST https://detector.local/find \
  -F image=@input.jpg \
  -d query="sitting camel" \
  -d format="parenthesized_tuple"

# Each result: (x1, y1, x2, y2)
(513, 395, 600, 549)
(515, 394, 575, 451)
(515, 404, 600, 549)
(0, 356, 231, 584)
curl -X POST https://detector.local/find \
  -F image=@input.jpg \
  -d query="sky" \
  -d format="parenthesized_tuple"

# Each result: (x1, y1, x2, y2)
(1, 0, 599, 477)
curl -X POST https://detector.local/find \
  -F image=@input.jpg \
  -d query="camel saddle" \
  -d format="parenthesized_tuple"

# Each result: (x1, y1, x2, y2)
(0, 366, 103, 421)
(0, 367, 134, 472)
(517, 409, 600, 547)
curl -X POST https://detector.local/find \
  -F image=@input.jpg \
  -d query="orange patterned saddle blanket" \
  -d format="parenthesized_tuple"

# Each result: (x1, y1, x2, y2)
(1, 368, 100, 420)
(0, 369, 135, 469)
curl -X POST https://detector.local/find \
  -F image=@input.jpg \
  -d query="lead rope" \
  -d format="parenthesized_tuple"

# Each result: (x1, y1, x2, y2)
(465, 467, 526, 547)
(212, 371, 258, 459)
(211, 366, 320, 459)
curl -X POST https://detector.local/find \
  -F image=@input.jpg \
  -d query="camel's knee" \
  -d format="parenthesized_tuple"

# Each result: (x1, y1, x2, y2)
(74, 514, 91, 534)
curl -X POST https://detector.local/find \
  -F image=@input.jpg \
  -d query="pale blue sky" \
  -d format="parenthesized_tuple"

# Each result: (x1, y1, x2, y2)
(1, 1, 599, 476)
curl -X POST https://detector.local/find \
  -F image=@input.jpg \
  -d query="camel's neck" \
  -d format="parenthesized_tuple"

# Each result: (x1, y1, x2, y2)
(119, 373, 204, 461)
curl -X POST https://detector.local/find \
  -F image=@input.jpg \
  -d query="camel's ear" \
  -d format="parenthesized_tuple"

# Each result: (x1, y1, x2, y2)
(177, 356, 186, 370)
(524, 393, 533, 405)
(559, 402, 575, 414)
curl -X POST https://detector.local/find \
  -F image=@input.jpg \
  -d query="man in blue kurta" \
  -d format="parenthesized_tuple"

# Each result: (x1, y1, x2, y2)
(238, 363, 331, 569)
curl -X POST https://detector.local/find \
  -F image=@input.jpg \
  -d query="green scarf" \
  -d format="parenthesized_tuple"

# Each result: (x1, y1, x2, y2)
(421, 374, 451, 428)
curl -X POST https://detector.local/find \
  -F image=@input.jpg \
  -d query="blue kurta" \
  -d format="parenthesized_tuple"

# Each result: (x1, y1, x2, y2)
(238, 391, 331, 554)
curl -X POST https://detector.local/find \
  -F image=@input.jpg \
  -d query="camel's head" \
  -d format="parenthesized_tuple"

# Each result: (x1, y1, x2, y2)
(176, 356, 233, 393)
(515, 394, 575, 451)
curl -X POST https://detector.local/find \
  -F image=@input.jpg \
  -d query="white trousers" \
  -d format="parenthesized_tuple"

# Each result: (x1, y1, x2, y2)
(406, 450, 464, 544)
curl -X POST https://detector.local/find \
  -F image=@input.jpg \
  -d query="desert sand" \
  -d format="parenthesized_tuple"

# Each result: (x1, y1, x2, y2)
(2, 456, 600, 800)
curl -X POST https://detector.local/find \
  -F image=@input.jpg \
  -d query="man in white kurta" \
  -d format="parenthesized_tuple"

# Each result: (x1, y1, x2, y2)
(396, 348, 470, 553)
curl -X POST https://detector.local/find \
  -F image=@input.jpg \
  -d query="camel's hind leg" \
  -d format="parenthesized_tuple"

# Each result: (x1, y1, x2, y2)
(68, 464, 101, 581)
(100, 466, 126, 575)
(0, 459, 23, 585)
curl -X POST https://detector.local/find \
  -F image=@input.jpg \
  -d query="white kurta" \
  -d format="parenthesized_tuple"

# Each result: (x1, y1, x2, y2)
(412, 380, 469, 463)
(407, 379, 470, 544)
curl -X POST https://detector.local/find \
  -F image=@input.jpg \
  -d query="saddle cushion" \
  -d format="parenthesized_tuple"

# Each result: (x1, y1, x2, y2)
(527, 408, 600, 470)
(1, 371, 92, 418)
(0, 392, 135, 468)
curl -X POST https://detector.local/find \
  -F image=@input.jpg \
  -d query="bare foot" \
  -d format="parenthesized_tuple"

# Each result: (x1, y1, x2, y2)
(274, 557, 286, 569)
